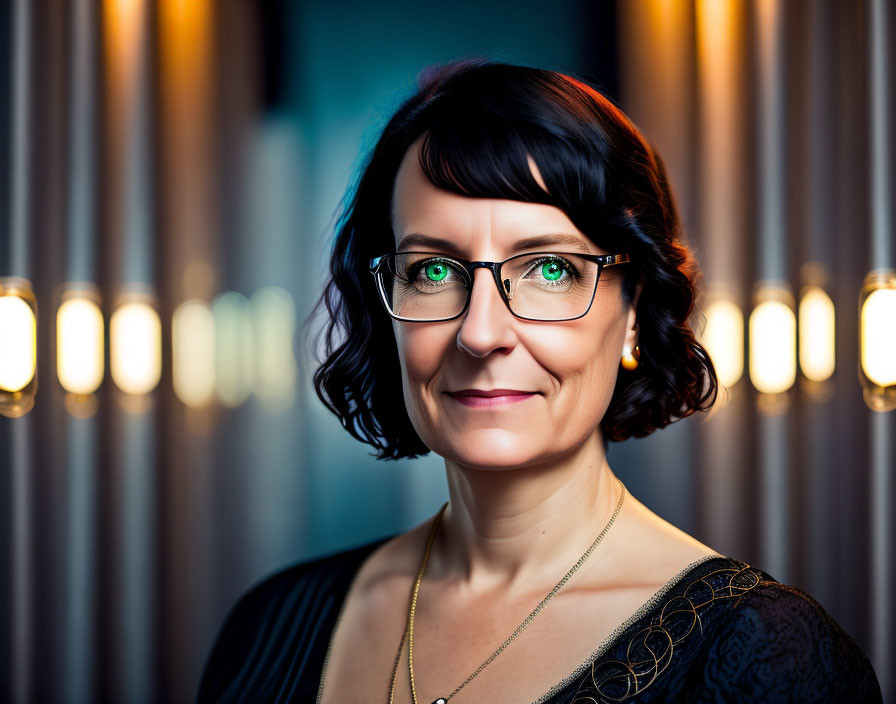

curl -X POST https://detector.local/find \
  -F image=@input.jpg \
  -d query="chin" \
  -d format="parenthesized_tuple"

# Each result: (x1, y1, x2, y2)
(427, 427, 556, 470)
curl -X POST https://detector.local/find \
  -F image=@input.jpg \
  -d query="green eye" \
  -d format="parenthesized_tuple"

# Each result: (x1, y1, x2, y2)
(541, 260, 563, 281)
(426, 262, 449, 281)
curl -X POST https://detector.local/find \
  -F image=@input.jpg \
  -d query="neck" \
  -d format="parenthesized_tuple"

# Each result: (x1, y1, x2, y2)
(434, 430, 622, 593)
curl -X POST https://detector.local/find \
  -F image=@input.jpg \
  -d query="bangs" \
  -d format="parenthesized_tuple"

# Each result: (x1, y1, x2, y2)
(419, 119, 553, 204)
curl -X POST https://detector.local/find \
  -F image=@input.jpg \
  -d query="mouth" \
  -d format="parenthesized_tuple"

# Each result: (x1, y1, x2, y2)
(445, 388, 539, 408)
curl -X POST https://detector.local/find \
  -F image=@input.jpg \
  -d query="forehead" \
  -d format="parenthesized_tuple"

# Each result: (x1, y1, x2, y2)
(391, 137, 599, 256)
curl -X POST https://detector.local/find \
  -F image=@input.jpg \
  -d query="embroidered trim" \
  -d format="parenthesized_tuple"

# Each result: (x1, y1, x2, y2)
(529, 554, 725, 704)
(567, 562, 763, 703)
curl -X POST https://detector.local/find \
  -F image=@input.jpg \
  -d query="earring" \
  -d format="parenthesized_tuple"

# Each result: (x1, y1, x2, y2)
(620, 345, 640, 371)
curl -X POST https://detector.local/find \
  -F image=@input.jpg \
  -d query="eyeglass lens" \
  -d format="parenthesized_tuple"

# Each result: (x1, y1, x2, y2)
(378, 252, 600, 321)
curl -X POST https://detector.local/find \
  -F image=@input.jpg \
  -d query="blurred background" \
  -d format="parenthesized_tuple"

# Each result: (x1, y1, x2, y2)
(0, 0, 894, 702)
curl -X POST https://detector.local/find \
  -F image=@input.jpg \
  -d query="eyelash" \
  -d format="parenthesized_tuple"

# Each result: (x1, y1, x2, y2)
(523, 256, 579, 284)
(405, 259, 459, 284)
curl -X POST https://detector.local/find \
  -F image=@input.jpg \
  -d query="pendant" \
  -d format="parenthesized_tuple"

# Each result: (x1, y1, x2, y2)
(431, 699, 447, 704)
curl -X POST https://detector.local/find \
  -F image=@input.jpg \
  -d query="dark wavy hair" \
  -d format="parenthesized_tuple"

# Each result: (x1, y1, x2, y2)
(311, 60, 717, 460)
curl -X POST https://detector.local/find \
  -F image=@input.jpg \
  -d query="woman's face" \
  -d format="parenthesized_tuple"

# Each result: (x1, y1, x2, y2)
(390, 137, 639, 469)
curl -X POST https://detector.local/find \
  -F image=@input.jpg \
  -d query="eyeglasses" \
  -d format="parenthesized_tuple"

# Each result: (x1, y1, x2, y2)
(369, 251, 632, 322)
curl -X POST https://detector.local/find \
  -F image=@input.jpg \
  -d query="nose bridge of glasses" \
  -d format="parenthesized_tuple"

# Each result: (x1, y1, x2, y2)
(466, 261, 512, 303)
(457, 264, 511, 325)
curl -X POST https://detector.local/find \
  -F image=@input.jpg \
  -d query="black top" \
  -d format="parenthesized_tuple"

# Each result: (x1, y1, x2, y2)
(197, 535, 883, 703)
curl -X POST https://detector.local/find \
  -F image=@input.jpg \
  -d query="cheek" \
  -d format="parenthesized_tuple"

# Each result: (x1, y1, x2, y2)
(393, 321, 451, 418)
(395, 322, 444, 379)
(522, 296, 627, 418)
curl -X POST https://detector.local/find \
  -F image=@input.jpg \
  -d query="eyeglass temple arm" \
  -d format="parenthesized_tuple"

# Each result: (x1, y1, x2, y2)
(594, 253, 631, 268)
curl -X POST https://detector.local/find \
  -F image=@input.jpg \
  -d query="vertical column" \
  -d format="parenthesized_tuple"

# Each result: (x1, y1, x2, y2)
(800, 0, 839, 614)
(694, 0, 750, 559)
(753, 0, 794, 582)
(614, 0, 700, 533)
(868, 0, 894, 694)
(157, 0, 216, 697)
(61, 0, 100, 702)
(102, 0, 158, 701)
(6, 1, 33, 702)
(8, 0, 30, 279)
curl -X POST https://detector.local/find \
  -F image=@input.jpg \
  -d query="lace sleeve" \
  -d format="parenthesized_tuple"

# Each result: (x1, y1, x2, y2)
(698, 583, 883, 703)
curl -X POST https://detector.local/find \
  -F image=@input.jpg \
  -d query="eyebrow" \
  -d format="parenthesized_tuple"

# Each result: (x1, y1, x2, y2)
(395, 232, 594, 255)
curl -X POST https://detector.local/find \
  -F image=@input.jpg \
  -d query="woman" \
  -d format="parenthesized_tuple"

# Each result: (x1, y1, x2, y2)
(198, 61, 882, 703)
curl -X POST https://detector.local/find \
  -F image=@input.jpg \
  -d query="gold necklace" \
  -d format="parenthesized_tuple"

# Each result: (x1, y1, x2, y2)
(387, 477, 626, 704)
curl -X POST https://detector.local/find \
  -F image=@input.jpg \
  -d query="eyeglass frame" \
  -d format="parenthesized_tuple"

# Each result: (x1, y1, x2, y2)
(368, 250, 632, 322)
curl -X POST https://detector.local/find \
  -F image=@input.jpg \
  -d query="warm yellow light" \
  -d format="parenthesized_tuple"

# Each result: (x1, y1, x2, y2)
(0, 295, 36, 392)
(749, 294, 796, 394)
(110, 301, 161, 394)
(103, 0, 145, 95)
(861, 287, 896, 387)
(798, 285, 836, 382)
(172, 299, 215, 408)
(57, 297, 105, 395)
(701, 298, 744, 388)
(213, 292, 254, 408)
(251, 287, 297, 413)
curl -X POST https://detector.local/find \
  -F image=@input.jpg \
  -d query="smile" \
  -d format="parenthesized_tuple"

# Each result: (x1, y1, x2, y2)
(446, 389, 538, 408)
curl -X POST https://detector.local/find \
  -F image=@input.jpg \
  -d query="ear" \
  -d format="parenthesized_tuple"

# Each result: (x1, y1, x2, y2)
(622, 279, 644, 353)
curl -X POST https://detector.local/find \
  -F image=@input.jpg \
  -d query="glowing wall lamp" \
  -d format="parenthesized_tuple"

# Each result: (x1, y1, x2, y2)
(860, 271, 896, 411)
(701, 297, 744, 388)
(172, 299, 215, 409)
(110, 297, 161, 395)
(749, 285, 797, 395)
(0, 277, 37, 417)
(57, 288, 105, 396)
(250, 286, 297, 414)
(798, 284, 836, 383)
(213, 291, 253, 408)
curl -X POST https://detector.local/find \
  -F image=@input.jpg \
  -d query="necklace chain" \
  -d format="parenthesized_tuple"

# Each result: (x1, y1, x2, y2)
(388, 477, 626, 704)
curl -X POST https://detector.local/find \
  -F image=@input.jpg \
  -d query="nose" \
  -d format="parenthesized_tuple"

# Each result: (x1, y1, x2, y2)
(456, 268, 518, 358)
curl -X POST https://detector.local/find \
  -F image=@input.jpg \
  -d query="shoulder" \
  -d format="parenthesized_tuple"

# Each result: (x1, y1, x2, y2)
(701, 571, 883, 703)
(197, 533, 395, 703)
(213, 533, 394, 638)
(571, 558, 883, 704)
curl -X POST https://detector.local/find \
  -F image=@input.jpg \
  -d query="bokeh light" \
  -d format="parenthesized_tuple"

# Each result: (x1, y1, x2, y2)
(861, 285, 896, 389)
(110, 300, 162, 395)
(57, 295, 105, 395)
(701, 297, 744, 388)
(798, 285, 836, 383)
(172, 299, 216, 409)
(250, 286, 297, 414)
(0, 293, 37, 393)
(213, 291, 254, 408)
(749, 289, 796, 394)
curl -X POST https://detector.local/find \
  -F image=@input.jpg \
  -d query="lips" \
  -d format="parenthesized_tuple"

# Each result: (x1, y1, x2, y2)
(449, 389, 533, 397)
(446, 388, 538, 408)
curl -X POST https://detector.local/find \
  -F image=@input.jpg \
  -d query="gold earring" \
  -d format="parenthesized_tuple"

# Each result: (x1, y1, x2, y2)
(621, 345, 640, 371)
